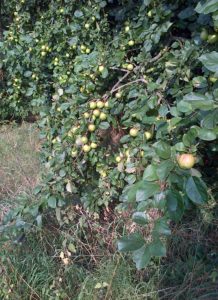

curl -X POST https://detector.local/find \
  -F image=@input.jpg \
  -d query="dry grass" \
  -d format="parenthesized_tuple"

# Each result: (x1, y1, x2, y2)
(0, 122, 40, 221)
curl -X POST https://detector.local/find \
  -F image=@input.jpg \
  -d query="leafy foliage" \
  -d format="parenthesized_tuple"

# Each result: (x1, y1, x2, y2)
(1, 0, 218, 269)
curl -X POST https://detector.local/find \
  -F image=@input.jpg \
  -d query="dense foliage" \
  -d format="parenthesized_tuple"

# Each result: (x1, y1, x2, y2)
(1, 0, 218, 269)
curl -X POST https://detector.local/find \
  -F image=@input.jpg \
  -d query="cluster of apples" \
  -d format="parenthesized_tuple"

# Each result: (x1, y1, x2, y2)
(200, 27, 218, 44)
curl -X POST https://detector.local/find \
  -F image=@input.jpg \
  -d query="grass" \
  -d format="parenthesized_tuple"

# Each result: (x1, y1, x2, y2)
(0, 122, 40, 222)
(0, 123, 218, 300)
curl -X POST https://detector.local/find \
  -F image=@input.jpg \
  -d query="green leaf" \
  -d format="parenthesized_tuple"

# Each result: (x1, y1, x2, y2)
(99, 122, 110, 129)
(132, 212, 149, 225)
(198, 128, 217, 141)
(118, 233, 144, 252)
(154, 141, 171, 159)
(195, 0, 218, 14)
(201, 110, 218, 129)
(149, 239, 166, 257)
(48, 196, 57, 208)
(143, 164, 158, 181)
(157, 160, 174, 181)
(182, 128, 198, 146)
(185, 177, 208, 205)
(166, 189, 181, 212)
(153, 218, 171, 236)
(133, 246, 151, 270)
(198, 52, 218, 73)
(136, 182, 160, 202)
(182, 92, 214, 110)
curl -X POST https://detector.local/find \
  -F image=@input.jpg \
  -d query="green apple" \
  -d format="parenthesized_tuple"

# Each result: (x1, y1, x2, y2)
(98, 65, 104, 72)
(97, 101, 104, 108)
(89, 101, 97, 109)
(81, 136, 88, 144)
(144, 131, 152, 140)
(128, 40, 135, 46)
(99, 112, 107, 120)
(93, 109, 100, 117)
(88, 124, 96, 132)
(127, 64, 134, 71)
(90, 142, 97, 149)
(83, 145, 91, 152)
(130, 128, 139, 137)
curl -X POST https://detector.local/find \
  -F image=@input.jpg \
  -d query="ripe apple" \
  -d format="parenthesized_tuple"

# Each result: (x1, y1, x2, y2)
(98, 65, 104, 72)
(99, 112, 107, 120)
(97, 101, 104, 108)
(83, 145, 91, 153)
(128, 40, 135, 46)
(93, 109, 100, 117)
(127, 64, 134, 71)
(89, 101, 97, 109)
(144, 131, 152, 140)
(88, 124, 96, 132)
(90, 142, 97, 149)
(130, 128, 139, 137)
(177, 154, 195, 169)
(81, 136, 88, 144)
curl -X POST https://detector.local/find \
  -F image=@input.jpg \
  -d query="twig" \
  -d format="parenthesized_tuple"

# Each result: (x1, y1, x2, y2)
(112, 78, 147, 93)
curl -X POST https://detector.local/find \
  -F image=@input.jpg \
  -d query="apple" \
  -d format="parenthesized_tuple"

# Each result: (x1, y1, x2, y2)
(127, 64, 134, 71)
(128, 40, 135, 46)
(85, 23, 90, 29)
(104, 101, 109, 108)
(84, 112, 90, 118)
(130, 128, 139, 137)
(96, 101, 104, 108)
(200, 29, 208, 41)
(89, 101, 97, 109)
(81, 136, 88, 144)
(41, 45, 46, 50)
(177, 154, 195, 169)
(98, 65, 104, 72)
(144, 131, 152, 140)
(86, 48, 91, 54)
(147, 10, 152, 17)
(207, 34, 218, 44)
(41, 51, 46, 56)
(57, 107, 61, 112)
(71, 126, 78, 133)
(99, 112, 107, 120)
(90, 142, 97, 149)
(116, 156, 122, 163)
(66, 53, 70, 58)
(92, 115, 96, 121)
(83, 145, 91, 153)
(140, 150, 144, 157)
(115, 92, 122, 99)
(209, 76, 218, 83)
(80, 45, 86, 50)
(88, 124, 96, 132)
(93, 109, 100, 117)
(125, 26, 130, 32)
(71, 150, 78, 157)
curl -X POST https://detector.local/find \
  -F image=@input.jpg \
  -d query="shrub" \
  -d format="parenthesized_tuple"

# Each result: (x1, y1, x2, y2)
(1, 0, 218, 269)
